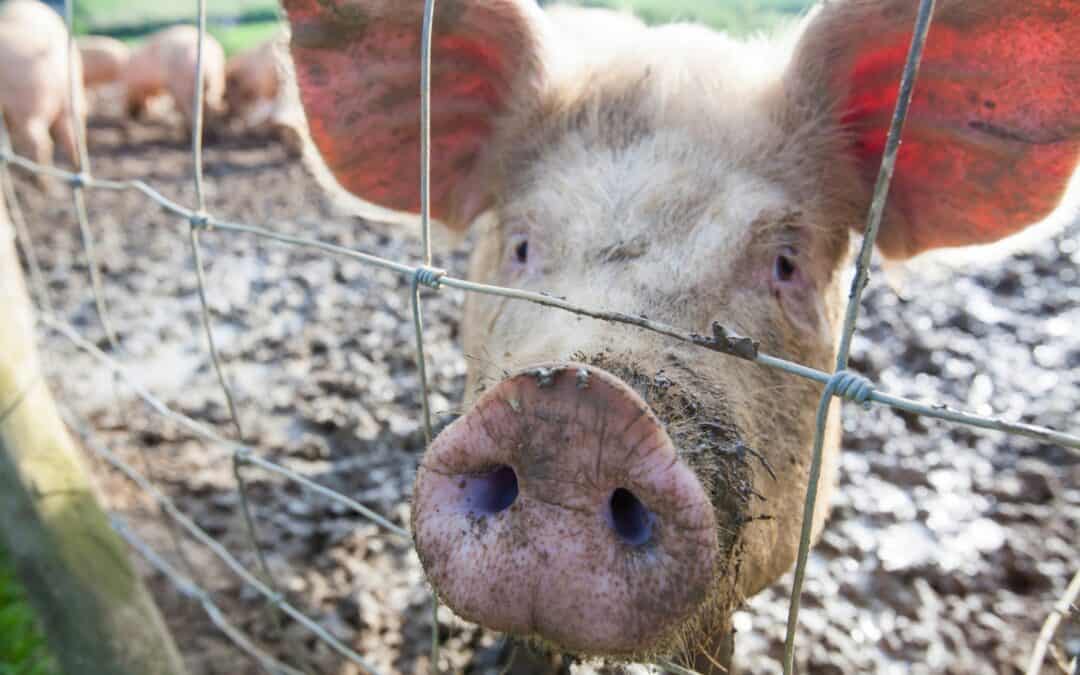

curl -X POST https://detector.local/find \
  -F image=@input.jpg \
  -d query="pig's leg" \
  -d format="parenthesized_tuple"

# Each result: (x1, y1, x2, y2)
(50, 110, 80, 169)
(11, 117, 53, 190)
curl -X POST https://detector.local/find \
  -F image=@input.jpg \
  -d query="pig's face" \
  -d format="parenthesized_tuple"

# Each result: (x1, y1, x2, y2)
(443, 55, 853, 654)
(224, 69, 254, 117)
(283, 0, 1079, 664)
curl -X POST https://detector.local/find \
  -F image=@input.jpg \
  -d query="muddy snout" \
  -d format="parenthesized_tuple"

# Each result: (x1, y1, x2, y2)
(411, 363, 718, 656)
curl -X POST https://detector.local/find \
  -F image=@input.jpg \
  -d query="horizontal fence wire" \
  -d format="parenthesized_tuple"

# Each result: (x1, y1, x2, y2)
(3, 151, 1076, 454)
(1, 0, 1076, 672)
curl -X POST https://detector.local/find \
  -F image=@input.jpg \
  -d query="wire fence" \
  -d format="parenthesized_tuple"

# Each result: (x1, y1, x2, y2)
(1, 0, 1077, 673)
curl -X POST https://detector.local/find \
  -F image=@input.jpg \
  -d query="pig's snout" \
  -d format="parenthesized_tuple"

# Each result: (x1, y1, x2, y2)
(412, 363, 718, 656)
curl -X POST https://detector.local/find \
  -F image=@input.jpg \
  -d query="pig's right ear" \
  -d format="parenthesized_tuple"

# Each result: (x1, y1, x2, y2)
(283, 0, 549, 230)
(790, 0, 1080, 260)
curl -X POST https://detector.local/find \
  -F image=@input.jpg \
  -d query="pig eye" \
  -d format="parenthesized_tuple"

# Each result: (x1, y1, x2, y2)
(507, 233, 530, 268)
(773, 250, 797, 283)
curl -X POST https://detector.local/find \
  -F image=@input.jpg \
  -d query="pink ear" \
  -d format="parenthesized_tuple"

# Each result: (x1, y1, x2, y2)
(283, 0, 546, 229)
(799, 0, 1080, 259)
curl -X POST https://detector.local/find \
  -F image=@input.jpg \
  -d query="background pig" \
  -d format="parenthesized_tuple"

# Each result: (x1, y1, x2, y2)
(225, 37, 282, 127)
(78, 35, 130, 89)
(125, 25, 226, 131)
(0, 0, 86, 182)
(282, 0, 1079, 671)
(77, 35, 130, 119)
(225, 34, 304, 155)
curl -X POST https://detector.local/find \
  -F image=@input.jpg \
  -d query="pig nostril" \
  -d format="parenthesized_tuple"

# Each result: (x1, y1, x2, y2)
(608, 488, 653, 546)
(463, 465, 519, 515)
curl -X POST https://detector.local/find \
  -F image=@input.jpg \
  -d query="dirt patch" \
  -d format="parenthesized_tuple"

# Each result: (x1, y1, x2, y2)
(9, 118, 1078, 674)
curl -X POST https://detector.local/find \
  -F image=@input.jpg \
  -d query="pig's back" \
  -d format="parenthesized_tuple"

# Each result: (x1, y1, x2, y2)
(78, 36, 129, 86)
(0, 1, 72, 118)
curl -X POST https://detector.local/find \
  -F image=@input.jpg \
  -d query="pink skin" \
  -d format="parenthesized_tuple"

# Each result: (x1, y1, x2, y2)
(413, 364, 717, 654)
(78, 36, 130, 89)
(125, 26, 226, 130)
(225, 38, 281, 126)
(281, 0, 1080, 669)
(0, 0, 86, 182)
(225, 36, 305, 155)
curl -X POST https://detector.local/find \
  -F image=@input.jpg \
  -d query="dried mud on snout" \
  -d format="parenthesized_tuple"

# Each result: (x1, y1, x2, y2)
(411, 362, 736, 658)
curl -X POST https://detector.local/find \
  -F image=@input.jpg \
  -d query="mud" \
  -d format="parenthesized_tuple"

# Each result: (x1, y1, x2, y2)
(8, 118, 1078, 674)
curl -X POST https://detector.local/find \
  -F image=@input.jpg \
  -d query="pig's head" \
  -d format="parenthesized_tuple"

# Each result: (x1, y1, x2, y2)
(283, 0, 1079, 664)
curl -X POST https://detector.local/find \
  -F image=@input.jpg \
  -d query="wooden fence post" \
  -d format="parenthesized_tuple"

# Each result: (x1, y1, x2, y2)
(0, 187, 189, 675)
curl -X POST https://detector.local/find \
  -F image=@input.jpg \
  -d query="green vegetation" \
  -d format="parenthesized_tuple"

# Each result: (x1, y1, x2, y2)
(68, 0, 280, 55)
(0, 547, 58, 675)
(72, 0, 276, 32)
(209, 20, 281, 56)
(66, 0, 813, 55)
(549, 0, 814, 35)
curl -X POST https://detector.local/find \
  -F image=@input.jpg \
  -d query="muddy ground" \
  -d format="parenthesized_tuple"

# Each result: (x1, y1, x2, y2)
(8, 118, 1079, 675)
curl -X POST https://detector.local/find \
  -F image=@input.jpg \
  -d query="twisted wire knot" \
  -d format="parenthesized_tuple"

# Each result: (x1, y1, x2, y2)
(828, 370, 874, 409)
(413, 266, 446, 290)
(189, 211, 212, 231)
(69, 172, 90, 189)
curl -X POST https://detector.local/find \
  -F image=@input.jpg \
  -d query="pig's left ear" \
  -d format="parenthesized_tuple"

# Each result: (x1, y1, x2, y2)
(790, 0, 1080, 259)
(282, 0, 549, 229)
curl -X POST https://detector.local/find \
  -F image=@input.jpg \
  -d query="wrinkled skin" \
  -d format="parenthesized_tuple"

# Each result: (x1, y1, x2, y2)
(0, 0, 86, 185)
(125, 25, 226, 131)
(281, 0, 1080, 671)
(226, 35, 304, 155)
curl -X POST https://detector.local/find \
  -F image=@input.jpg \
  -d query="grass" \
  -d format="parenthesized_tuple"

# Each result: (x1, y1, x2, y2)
(547, 0, 814, 35)
(210, 20, 281, 56)
(67, 0, 814, 55)
(73, 0, 277, 31)
(69, 0, 281, 55)
(0, 547, 58, 675)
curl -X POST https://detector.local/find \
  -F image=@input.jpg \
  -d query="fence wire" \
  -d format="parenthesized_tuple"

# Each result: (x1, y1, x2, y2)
(0, 0, 1077, 674)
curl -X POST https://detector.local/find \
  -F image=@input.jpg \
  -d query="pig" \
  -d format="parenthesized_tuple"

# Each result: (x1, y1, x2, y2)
(77, 35, 131, 119)
(0, 0, 86, 182)
(77, 35, 130, 89)
(225, 37, 282, 127)
(124, 25, 226, 131)
(225, 34, 305, 155)
(281, 0, 1080, 671)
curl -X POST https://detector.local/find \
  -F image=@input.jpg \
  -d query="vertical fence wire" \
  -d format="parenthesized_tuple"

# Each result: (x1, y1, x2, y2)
(419, 0, 436, 268)
(63, 1, 208, 592)
(415, 2, 442, 669)
(1025, 568, 1080, 675)
(63, 0, 120, 351)
(0, 114, 53, 314)
(185, 0, 287, 641)
(781, 1, 937, 673)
